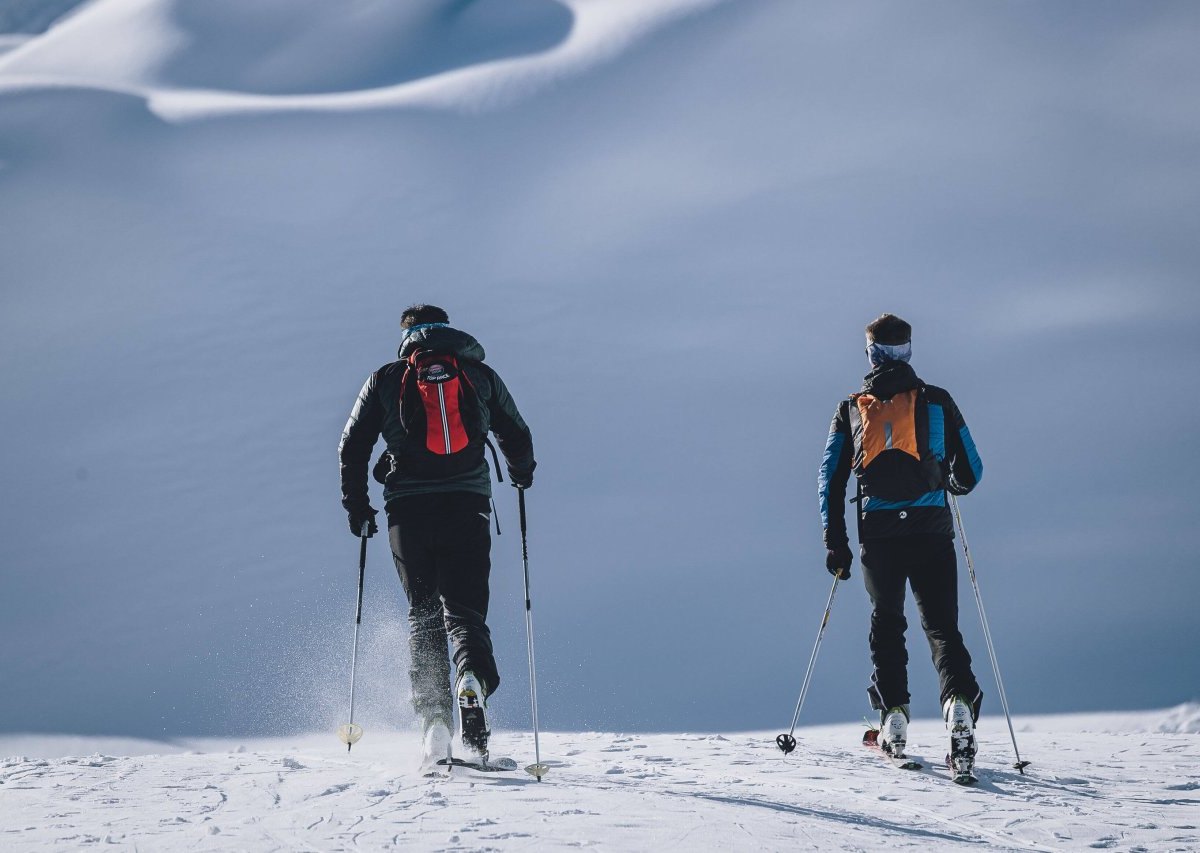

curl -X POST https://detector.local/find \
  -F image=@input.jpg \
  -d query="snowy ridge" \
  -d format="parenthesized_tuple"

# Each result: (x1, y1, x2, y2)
(2, 709, 1197, 851)
(0, 0, 723, 120)
(0, 35, 28, 57)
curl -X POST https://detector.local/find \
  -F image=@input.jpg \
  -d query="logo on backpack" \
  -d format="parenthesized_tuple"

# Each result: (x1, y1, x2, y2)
(848, 388, 943, 502)
(393, 350, 486, 479)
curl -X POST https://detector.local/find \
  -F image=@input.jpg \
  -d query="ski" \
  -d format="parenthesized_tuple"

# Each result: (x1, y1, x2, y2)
(862, 728, 923, 771)
(436, 756, 517, 773)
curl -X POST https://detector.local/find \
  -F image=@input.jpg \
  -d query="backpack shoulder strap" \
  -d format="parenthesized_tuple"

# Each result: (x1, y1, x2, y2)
(846, 394, 863, 466)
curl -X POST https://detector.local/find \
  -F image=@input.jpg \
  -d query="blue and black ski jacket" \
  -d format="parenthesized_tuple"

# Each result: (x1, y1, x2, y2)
(818, 360, 982, 545)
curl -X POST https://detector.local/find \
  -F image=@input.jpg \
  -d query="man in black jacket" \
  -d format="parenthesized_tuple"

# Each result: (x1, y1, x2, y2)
(339, 304, 535, 768)
(818, 314, 983, 770)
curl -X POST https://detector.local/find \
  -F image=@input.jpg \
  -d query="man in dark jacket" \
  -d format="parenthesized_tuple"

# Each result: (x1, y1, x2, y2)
(339, 304, 535, 768)
(818, 313, 983, 770)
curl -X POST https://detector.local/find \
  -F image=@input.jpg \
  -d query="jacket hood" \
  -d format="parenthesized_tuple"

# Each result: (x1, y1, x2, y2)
(862, 360, 922, 399)
(398, 325, 486, 362)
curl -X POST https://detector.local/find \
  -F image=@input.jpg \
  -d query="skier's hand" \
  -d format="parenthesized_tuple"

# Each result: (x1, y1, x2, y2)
(826, 544, 853, 580)
(347, 504, 379, 538)
(947, 477, 972, 496)
(508, 467, 534, 490)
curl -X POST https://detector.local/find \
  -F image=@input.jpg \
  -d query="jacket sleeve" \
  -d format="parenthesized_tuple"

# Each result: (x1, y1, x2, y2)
(339, 372, 384, 511)
(943, 393, 983, 496)
(484, 366, 535, 480)
(818, 401, 853, 549)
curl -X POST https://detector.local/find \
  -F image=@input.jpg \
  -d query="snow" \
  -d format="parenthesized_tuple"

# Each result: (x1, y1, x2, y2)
(2, 0, 1199, 783)
(0, 5, 1198, 847)
(0, 0, 721, 118)
(3, 708, 1198, 851)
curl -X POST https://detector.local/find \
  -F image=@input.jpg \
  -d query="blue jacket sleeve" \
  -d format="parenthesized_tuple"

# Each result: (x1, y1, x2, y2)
(818, 401, 853, 548)
(943, 393, 982, 496)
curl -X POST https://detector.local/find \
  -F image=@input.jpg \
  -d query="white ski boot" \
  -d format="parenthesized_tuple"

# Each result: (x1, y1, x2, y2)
(419, 717, 452, 776)
(456, 671, 490, 762)
(943, 694, 978, 784)
(879, 706, 910, 758)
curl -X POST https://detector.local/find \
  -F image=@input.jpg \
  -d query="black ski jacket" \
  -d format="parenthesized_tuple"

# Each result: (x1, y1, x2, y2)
(339, 326, 535, 511)
(818, 361, 982, 544)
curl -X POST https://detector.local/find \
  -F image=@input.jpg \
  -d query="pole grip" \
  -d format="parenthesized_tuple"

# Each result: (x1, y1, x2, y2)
(355, 523, 368, 625)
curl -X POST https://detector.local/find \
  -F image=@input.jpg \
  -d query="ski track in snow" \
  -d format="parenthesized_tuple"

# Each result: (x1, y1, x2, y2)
(2, 712, 1198, 851)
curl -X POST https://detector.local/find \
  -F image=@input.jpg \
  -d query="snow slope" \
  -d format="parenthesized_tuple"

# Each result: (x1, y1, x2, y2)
(3, 708, 1198, 851)
(1, 0, 1199, 744)
(0, 0, 718, 117)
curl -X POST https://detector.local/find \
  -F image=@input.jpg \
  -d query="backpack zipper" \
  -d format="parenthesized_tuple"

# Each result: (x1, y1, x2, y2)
(436, 383, 452, 454)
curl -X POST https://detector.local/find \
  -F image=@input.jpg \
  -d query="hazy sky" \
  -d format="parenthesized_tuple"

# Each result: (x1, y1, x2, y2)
(1, 0, 1197, 739)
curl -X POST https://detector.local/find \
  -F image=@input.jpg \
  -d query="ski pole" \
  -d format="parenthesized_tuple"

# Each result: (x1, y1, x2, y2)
(337, 521, 370, 751)
(518, 488, 549, 781)
(950, 494, 1030, 773)
(776, 572, 842, 754)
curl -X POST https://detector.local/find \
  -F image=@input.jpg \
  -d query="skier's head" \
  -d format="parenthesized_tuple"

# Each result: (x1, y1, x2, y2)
(401, 304, 450, 330)
(865, 313, 912, 366)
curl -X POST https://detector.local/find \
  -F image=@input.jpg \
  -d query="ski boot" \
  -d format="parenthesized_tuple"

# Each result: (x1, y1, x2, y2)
(456, 671, 490, 763)
(879, 705, 910, 759)
(943, 694, 978, 785)
(419, 715, 453, 776)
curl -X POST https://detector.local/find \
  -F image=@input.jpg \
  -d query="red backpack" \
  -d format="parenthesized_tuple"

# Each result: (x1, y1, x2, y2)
(393, 349, 487, 479)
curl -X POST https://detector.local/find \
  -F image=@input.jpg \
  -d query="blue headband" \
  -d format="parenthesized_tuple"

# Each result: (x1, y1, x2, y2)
(402, 322, 448, 341)
(867, 340, 912, 367)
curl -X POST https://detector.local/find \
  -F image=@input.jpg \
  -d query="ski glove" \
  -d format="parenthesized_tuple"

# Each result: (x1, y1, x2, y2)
(508, 467, 534, 490)
(947, 476, 973, 496)
(826, 544, 853, 580)
(347, 504, 379, 538)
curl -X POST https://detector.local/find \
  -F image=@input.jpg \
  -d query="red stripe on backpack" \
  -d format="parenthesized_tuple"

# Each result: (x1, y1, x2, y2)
(411, 352, 470, 455)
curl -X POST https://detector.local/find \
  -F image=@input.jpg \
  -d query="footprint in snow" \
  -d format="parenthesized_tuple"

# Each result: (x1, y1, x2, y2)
(317, 783, 353, 797)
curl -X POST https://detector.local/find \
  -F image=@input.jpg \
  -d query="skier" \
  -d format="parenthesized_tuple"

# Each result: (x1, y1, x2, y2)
(338, 304, 535, 770)
(818, 313, 984, 779)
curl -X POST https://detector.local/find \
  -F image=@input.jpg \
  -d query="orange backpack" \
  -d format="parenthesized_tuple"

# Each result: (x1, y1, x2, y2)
(847, 388, 944, 502)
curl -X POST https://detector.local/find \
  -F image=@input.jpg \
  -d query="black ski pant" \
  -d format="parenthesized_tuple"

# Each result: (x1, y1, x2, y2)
(387, 491, 499, 728)
(860, 534, 982, 717)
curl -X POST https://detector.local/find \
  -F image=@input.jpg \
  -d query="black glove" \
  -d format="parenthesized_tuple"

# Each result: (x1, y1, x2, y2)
(508, 468, 534, 490)
(825, 543, 853, 580)
(347, 504, 378, 538)
(371, 451, 394, 485)
(947, 477, 972, 497)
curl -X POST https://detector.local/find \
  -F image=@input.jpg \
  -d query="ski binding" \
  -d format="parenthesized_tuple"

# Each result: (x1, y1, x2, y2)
(863, 727, 922, 771)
